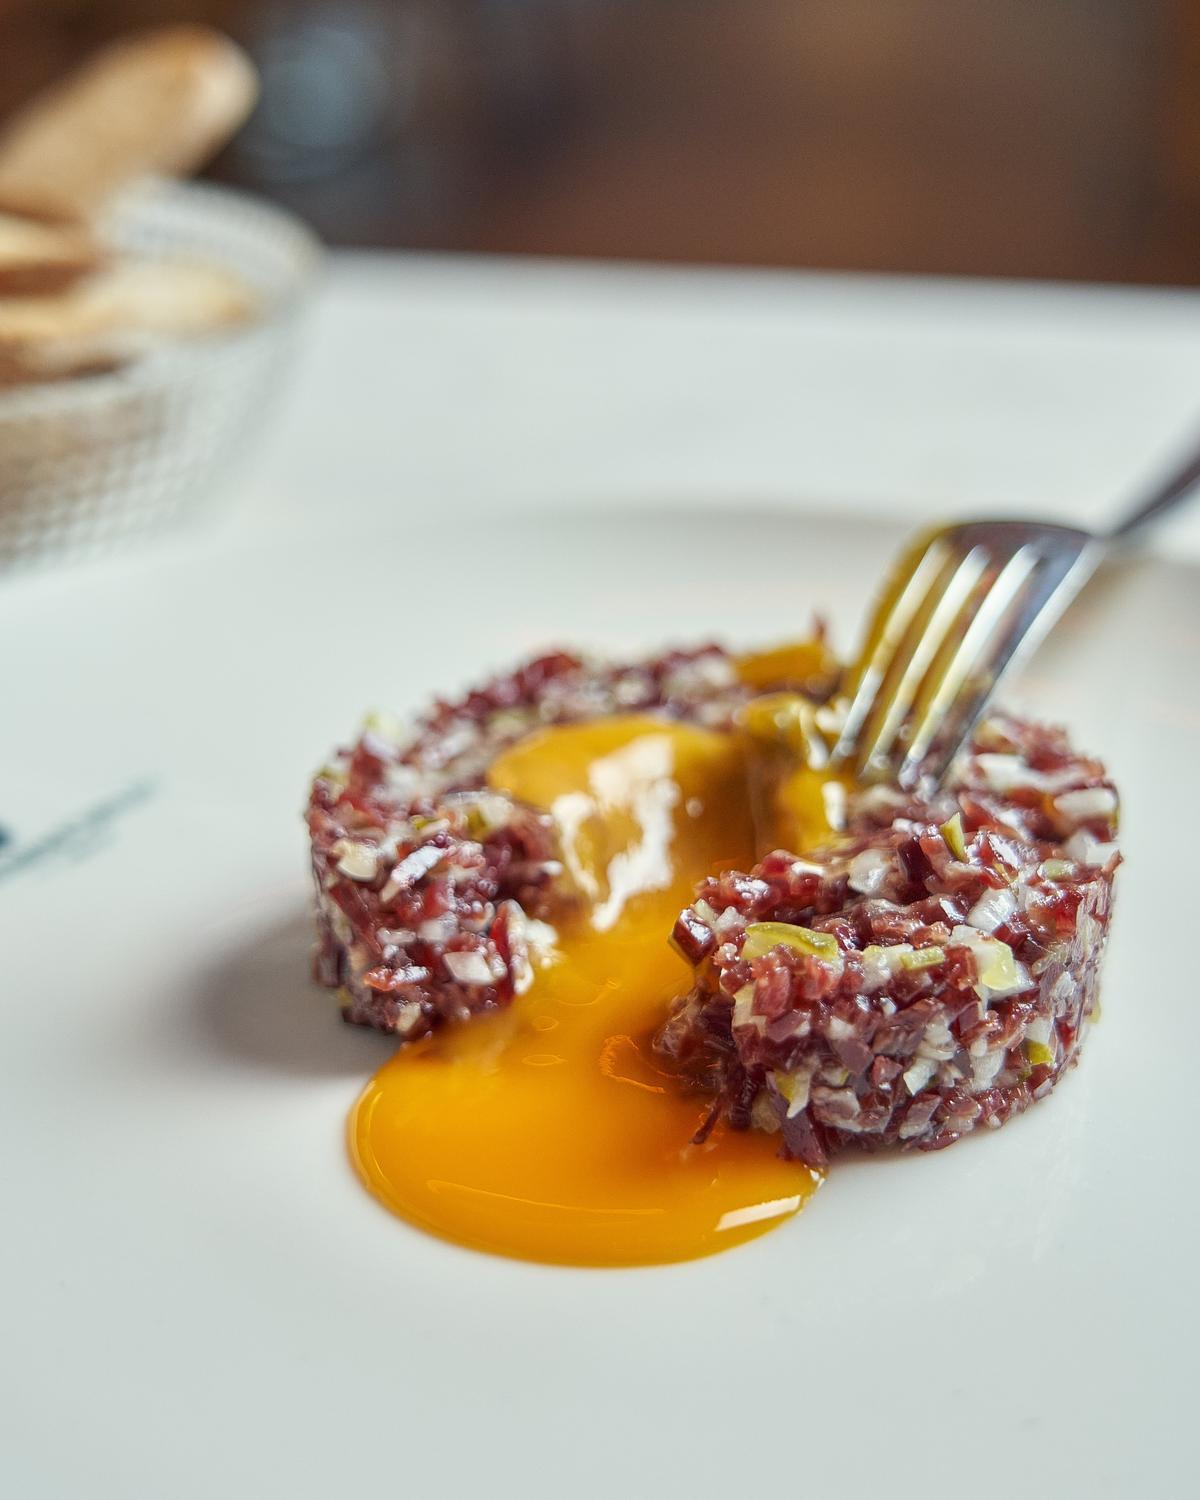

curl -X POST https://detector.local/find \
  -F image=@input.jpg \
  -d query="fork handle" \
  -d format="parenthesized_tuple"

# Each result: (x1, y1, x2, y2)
(1108, 435, 1200, 540)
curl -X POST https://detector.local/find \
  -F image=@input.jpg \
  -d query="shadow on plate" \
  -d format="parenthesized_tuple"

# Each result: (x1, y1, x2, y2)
(187, 911, 392, 1079)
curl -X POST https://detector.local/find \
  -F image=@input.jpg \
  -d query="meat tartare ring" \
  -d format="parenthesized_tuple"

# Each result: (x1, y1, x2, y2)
(659, 709, 1119, 1165)
(307, 642, 1118, 1167)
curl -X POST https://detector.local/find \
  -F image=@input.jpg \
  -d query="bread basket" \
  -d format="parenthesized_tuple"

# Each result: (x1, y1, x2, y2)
(0, 179, 318, 571)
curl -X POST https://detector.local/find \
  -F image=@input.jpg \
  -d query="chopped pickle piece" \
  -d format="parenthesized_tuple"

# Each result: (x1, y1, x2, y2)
(743, 921, 840, 964)
(771, 1067, 811, 1117)
(860, 944, 905, 985)
(940, 812, 968, 862)
(458, 791, 514, 837)
(898, 945, 945, 971)
(949, 926, 1029, 997)
(1040, 859, 1075, 880)
(976, 941, 1018, 992)
(1026, 1040, 1055, 1068)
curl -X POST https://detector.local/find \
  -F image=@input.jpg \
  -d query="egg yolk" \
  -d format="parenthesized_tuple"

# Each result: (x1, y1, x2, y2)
(349, 714, 822, 1267)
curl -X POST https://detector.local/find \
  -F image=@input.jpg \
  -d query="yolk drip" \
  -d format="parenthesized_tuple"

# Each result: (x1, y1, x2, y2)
(738, 691, 851, 853)
(349, 715, 821, 1266)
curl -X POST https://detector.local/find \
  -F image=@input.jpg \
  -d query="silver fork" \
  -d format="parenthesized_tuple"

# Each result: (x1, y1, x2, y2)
(829, 439, 1200, 789)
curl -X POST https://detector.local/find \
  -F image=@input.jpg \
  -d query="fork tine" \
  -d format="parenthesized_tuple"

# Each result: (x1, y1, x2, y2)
(851, 543, 991, 779)
(899, 539, 1098, 786)
(895, 545, 1041, 784)
(831, 528, 955, 764)
(831, 518, 1100, 791)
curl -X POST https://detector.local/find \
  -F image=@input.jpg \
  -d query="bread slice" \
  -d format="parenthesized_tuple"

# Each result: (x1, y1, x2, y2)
(0, 210, 104, 295)
(0, 26, 258, 222)
(0, 257, 257, 383)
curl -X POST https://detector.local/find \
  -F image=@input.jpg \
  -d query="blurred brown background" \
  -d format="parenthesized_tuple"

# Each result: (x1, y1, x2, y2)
(3, 0, 1199, 283)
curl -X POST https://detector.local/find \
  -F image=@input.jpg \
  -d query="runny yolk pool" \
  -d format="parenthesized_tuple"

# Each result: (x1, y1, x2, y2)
(349, 713, 824, 1267)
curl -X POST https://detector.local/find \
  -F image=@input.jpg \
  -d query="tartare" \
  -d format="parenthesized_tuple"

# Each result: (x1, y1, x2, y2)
(308, 641, 1118, 1186)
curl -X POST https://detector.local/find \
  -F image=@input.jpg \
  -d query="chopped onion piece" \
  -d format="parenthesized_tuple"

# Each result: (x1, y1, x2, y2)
(860, 944, 911, 990)
(381, 842, 449, 902)
(731, 984, 766, 1035)
(903, 1056, 938, 1095)
(449, 790, 514, 835)
(967, 886, 1017, 933)
(974, 754, 1026, 793)
(974, 754, 1094, 796)
(852, 784, 907, 816)
(443, 950, 496, 987)
(848, 847, 892, 896)
(691, 899, 720, 931)
(1063, 830, 1120, 867)
(331, 839, 380, 882)
(949, 926, 1030, 997)
(1025, 1014, 1053, 1046)
(970, 1048, 1006, 1092)
(1054, 787, 1118, 823)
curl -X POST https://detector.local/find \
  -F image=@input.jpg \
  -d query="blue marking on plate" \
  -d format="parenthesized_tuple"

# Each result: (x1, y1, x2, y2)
(0, 779, 157, 884)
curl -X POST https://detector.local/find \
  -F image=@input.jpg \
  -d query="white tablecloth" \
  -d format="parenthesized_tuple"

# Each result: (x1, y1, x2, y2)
(233, 252, 1200, 558)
